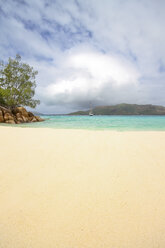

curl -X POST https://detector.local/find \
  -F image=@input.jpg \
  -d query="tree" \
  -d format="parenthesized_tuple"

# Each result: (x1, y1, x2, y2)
(0, 54, 40, 109)
(0, 88, 7, 106)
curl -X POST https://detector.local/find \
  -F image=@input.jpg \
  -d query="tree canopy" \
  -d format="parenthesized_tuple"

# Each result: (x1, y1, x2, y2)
(0, 54, 40, 109)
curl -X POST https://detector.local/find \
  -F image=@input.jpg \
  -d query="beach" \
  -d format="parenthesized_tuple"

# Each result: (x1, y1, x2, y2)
(0, 126, 165, 248)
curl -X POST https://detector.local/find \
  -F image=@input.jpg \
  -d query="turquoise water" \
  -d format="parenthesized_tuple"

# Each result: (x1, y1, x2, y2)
(2, 115, 165, 131)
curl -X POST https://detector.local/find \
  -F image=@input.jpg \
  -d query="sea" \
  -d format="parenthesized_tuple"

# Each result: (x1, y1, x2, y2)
(3, 115, 165, 131)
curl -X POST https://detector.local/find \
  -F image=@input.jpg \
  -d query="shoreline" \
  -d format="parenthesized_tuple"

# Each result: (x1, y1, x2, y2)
(2, 124, 165, 132)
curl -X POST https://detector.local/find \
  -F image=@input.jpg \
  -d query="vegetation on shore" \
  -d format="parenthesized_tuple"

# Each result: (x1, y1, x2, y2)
(0, 54, 40, 109)
(0, 55, 43, 124)
(69, 103, 165, 115)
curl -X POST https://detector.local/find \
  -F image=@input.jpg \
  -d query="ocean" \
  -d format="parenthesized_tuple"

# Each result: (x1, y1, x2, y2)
(4, 115, 165, 131)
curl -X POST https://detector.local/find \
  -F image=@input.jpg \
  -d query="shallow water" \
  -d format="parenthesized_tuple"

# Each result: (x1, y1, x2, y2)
(4, 115, 165, 131)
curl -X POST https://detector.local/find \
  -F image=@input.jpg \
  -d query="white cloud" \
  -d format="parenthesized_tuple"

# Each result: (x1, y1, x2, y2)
(69, 51, 139, 85)
(1, 0, 165, 113)
(37, 47, 140, 112)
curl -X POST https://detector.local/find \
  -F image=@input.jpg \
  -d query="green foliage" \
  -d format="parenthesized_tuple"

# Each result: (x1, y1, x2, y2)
(0, 88, 7, 105)
(0, 54, 40, 108)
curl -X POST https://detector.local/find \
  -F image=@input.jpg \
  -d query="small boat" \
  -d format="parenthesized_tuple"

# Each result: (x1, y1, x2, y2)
(89, 103, 94, 116)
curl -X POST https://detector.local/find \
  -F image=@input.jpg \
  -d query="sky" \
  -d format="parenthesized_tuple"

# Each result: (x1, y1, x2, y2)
(0, 0, 165, 114)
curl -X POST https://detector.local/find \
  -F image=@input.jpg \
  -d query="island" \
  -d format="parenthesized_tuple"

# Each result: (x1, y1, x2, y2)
(69, 103, 165, 115)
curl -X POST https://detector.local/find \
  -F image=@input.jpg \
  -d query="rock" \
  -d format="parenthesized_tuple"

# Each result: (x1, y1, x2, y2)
(28, 112, 34, 117)
(8, 116, 14, 121)
(22, 115, 29, 122)
(0, 105, 44, 124)
(3, 113, 8, 121)
(15, 113, 24, 122)
(11, 108, 18, 115)
(28, 116, 33, 121)
(4, 113, 14, 121)
(15, 107, 29, 117)
(5, 120, 16, 124)
(16, 113, 22, 118)
(31, 117, 37, 122)
(35, 116, 44, 122)
(1, 107, 11, 114)
(1, 109, 8, 114)
(0, 115, 4, 122)
(17, 117, 23, 123)
(0, 110, 4, 122)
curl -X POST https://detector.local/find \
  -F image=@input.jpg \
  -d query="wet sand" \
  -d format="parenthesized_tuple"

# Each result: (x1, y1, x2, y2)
(0, 126, 165, 248)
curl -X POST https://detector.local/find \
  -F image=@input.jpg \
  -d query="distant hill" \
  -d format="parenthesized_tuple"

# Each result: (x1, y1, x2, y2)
(68, 104, 165, 115)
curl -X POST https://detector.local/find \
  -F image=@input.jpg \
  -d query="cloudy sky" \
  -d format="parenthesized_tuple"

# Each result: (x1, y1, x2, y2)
(0, 0, 165, 113)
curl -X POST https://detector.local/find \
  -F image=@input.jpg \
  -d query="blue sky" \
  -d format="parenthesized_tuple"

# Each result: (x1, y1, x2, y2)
(1, 0, 165, 113)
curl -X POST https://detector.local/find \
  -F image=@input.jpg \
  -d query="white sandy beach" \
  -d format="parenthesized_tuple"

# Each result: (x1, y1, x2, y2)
(0, 126, 165, 248)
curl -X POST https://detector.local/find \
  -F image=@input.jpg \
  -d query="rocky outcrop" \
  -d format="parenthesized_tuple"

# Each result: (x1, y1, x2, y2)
(0, 109, 4, 122)
(0, 106, 44, 124)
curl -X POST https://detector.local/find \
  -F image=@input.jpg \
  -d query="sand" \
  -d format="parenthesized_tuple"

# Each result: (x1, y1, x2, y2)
(0, 126, 165, 248)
